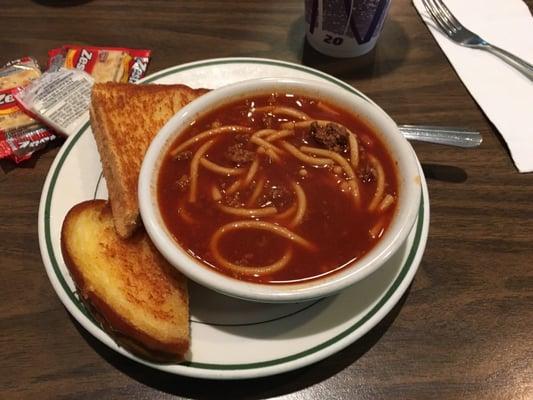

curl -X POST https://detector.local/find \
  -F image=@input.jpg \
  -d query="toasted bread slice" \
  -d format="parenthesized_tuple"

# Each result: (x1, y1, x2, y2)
(90, 82, 208, 238)
(61, 200, 189, 360)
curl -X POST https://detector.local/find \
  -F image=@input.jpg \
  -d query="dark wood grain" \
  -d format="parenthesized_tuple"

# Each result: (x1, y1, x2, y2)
(1, 1, 532, 399)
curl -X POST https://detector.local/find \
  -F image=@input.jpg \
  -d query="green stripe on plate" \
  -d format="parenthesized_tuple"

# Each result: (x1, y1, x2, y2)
(44, 121, 97, 323)
(142, 58, 369, 101)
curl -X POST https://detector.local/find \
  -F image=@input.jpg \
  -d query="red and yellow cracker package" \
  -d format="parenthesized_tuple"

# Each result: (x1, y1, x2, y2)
(48, 45, 151, 83)
(0, 120, 56, 163)
(0, 58, 56, 163)
(0, 87, 34, 131)
(0, 57, 42, 89)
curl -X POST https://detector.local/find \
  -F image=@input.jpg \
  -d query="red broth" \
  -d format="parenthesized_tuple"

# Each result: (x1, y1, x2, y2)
(157, 93, 398, 284)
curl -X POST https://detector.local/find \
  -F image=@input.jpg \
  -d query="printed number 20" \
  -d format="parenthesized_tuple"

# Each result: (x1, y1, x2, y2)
(324, 34, 343, 45)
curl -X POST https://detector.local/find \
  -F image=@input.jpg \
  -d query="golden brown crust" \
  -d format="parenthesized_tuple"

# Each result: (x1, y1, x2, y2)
(61, 200, 189, 360)
(90, 83, 208, 238)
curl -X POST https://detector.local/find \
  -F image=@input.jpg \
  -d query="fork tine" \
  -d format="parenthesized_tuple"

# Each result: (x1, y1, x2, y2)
(428, 0, 457, 34)
(422, 0, 453, 36)
(422, 0, 444, 32)
(433, 0, 462, 31)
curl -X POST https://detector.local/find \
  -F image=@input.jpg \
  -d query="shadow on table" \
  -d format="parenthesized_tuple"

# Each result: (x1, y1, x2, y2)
(72, 287, 410, 399)
(0, 137, 64, 178)
(421, 163, 468, 183)
(289, 16, 410, 82)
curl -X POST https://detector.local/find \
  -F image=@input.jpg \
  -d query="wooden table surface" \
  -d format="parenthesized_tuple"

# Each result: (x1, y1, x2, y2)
(1, 1, 532, 399)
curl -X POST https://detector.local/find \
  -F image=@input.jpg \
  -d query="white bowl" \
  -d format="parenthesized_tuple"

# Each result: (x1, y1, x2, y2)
(139, 77, 421, 303)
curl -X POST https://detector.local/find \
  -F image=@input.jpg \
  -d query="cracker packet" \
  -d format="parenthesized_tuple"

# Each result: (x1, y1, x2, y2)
(14, 68, 94, 137)
(0, 58, 56, 163)
(48, 45, 151, 83)
(0, 57, 41, 89)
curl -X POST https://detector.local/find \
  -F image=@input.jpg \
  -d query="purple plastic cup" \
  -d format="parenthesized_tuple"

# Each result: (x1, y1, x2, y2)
(305, 0, 392, 57)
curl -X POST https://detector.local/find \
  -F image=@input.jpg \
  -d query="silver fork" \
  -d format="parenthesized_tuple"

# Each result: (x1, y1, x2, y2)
(422, 0, 533, 81)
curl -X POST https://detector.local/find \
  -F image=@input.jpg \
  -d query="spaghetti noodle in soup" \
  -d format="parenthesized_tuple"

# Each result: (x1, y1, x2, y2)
(157, 93, 399, 284)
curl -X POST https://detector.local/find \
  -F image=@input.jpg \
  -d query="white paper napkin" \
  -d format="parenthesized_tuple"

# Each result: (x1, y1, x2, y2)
(412, 0, 533, 172)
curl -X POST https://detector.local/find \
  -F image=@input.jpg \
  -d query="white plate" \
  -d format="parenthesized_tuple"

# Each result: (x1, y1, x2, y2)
(38, 57, 430, 380)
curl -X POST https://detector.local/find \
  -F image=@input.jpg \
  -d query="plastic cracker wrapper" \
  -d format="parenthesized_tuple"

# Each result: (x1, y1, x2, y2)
(48, 45, 151, 83)
(14, 68, 94, 137)
(0, 57, 56, 163)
